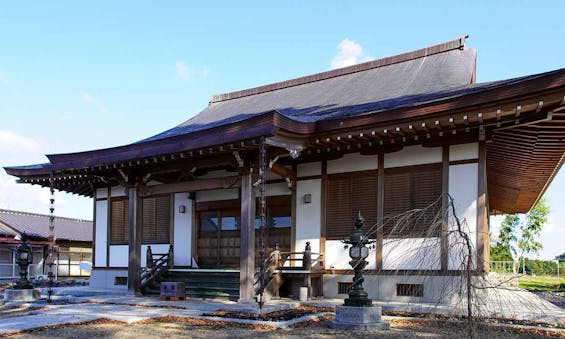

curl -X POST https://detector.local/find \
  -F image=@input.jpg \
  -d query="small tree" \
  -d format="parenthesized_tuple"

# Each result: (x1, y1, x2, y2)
(492, 197, 549, 274)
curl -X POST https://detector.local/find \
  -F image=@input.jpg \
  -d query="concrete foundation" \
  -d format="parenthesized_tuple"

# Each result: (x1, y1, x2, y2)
(4, 288, 41, 302)
(89, 269, 128, 289)
(323, 274, 465, 303)
(329, 305, 390, 330)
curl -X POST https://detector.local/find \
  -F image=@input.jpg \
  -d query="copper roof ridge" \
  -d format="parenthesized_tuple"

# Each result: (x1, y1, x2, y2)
(0, 208, 92, 223)
(210, 35, 469, 104)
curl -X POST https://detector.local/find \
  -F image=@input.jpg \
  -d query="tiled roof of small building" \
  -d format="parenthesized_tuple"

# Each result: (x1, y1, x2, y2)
(0, 209, 92, 242)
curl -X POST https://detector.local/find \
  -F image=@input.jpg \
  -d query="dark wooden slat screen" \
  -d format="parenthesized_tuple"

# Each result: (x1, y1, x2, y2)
(142, 195, 171, 243)
(383, 164, 442, 237)
(110, 198, 129, 244)
(326, 171, 378, 239)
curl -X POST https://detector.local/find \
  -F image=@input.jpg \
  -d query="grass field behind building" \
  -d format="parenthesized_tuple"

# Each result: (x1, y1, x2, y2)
(518, 275, 565, 291)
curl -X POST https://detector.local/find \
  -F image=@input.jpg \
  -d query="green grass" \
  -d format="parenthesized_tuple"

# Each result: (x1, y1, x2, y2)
(518, 275, 565, 291)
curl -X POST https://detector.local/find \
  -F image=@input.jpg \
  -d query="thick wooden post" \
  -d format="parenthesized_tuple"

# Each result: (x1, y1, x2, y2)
(376, 153, 384, 270)
(441, 146, 449, 272)
(239, 169, 256, 302)
(477, 139, 489, 272)
(128, 185, 142, 296)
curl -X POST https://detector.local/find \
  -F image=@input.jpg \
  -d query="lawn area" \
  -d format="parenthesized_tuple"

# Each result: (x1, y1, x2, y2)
(518, 275, 565, 291)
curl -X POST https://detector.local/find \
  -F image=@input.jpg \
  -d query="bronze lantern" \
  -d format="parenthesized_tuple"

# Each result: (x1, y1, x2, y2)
(14, 232, 33, 289)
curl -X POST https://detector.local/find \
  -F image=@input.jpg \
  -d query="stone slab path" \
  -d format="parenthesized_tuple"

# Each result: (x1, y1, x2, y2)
(0, 285, 563, 335)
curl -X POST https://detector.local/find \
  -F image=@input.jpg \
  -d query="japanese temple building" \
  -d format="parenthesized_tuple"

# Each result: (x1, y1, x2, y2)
(5, 36, 565, 302)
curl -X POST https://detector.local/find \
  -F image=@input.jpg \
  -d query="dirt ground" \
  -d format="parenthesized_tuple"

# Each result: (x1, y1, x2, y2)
(8, 317, 565, 339)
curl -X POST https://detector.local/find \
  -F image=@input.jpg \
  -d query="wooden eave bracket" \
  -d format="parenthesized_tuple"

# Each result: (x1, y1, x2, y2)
(233, 151, 244, 167)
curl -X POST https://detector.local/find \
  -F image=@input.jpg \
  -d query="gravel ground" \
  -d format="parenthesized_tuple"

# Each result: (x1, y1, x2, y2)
(535, 292, 565, 309)
(7, 316, 565, 338)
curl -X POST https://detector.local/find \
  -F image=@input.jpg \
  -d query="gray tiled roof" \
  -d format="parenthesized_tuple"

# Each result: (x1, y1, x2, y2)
(143, 48, 477, 142)
(0, 209, 92, 242)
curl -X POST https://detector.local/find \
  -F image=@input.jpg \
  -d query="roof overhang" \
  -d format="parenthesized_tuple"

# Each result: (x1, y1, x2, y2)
(4, 69, 565, 214)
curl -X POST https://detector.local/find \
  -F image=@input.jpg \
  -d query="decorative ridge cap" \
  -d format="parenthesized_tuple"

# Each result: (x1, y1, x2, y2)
(0, 209, 92, 224)
(210, 35, 469, 104)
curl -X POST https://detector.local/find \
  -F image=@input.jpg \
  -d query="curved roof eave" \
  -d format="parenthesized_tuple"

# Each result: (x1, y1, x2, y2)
(4, 68, 565, 178)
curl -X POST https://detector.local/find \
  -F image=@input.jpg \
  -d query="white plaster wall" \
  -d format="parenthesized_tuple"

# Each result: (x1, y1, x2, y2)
(325, 239, 376, 270)
(96, 188, 108, 199)
(448, 163, 478, 270)
(384, 145, 442, 168)
(110, 185, 127, 197)
(109, 245, 128, 267)
(196, 188, 238, 202)
(450, 143, 478, 161)
(173, 193, 192, 266)
(254, 182, 291, 197)
(141, 244, 170, 268)
(297, 162, 321, 177)
(94, 200, 108, 267)
(295, 179, 321, 255)
(382, 237, 441, 270)
(327, 153, 378, 174)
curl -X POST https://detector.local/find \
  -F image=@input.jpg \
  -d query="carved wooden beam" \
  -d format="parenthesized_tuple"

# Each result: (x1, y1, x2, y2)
(143, 176, 240, 196)
(269, 163, 295, 180)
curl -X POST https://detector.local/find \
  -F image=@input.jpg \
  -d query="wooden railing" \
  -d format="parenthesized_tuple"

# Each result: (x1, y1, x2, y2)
(140, 245, 173, 289)
(490, 260, 516, 274)
(255, 242, 324, 308)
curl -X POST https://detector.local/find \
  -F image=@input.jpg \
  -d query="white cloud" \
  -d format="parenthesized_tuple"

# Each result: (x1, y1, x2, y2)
(201, 68, 210, 79)
(80, 91, 97, 104)
(0, 173, 91, 220)
(0, 70, 6, 83)
(175, 61, 191, 80)
(0, 130, 43, 155)
(80, 91, 109, 113)
(330, 38, 374, 70)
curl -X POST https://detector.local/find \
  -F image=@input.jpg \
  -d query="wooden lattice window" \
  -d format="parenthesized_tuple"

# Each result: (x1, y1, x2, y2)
(326, 171, 378, 240)
(114, 276, 128, 285)
(383, 163, 442, 237)
(338, 282, 353, 294)
(110, 197, 129, 244)
(109, 195, 172, 244)
(396, 283, 424, 297)
(142, 195, 171, 243)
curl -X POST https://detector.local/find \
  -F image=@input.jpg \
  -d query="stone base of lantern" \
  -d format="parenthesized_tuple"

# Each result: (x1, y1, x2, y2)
(328, 305, 390, 330)
(4, 288, 41, 302)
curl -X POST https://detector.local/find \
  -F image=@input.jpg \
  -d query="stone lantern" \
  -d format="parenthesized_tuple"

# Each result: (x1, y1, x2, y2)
(329, 212, 389, 330)
(14, 232, 33, 290)
(343, 212, 373, 307)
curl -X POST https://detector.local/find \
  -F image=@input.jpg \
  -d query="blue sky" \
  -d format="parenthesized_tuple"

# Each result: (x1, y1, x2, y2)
(0, 1, 563, 259)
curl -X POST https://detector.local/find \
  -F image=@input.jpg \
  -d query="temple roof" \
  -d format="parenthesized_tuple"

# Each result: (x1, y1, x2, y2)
(0, 209, 92, 242)
(3, 36, 565, 214)
(144, 37, 475, 142)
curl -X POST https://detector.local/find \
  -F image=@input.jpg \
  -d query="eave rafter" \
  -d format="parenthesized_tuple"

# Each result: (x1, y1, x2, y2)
(487, 97, 565, 214)
(301, 91, 565, 157)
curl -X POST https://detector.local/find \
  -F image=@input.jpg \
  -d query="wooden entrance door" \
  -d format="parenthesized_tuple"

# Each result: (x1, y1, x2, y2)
(196, 196, 291, 268)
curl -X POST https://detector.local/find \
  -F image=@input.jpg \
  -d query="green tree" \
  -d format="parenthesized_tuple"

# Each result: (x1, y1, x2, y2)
(490, 197, 550, 273)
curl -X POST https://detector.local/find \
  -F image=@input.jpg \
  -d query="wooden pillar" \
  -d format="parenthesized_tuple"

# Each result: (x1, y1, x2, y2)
(239, 169, 256, 302)
(127, 185, 142, 296)
(320, 160, 327, 268)
(376, 153, 384, 270)
(441, 146, 449, 272)
(477, 139, 489, 272)
(290, 164, 297, 253)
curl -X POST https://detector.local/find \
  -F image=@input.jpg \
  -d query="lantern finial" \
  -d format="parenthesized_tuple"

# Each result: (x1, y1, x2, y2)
(354, 211, 364, 230)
